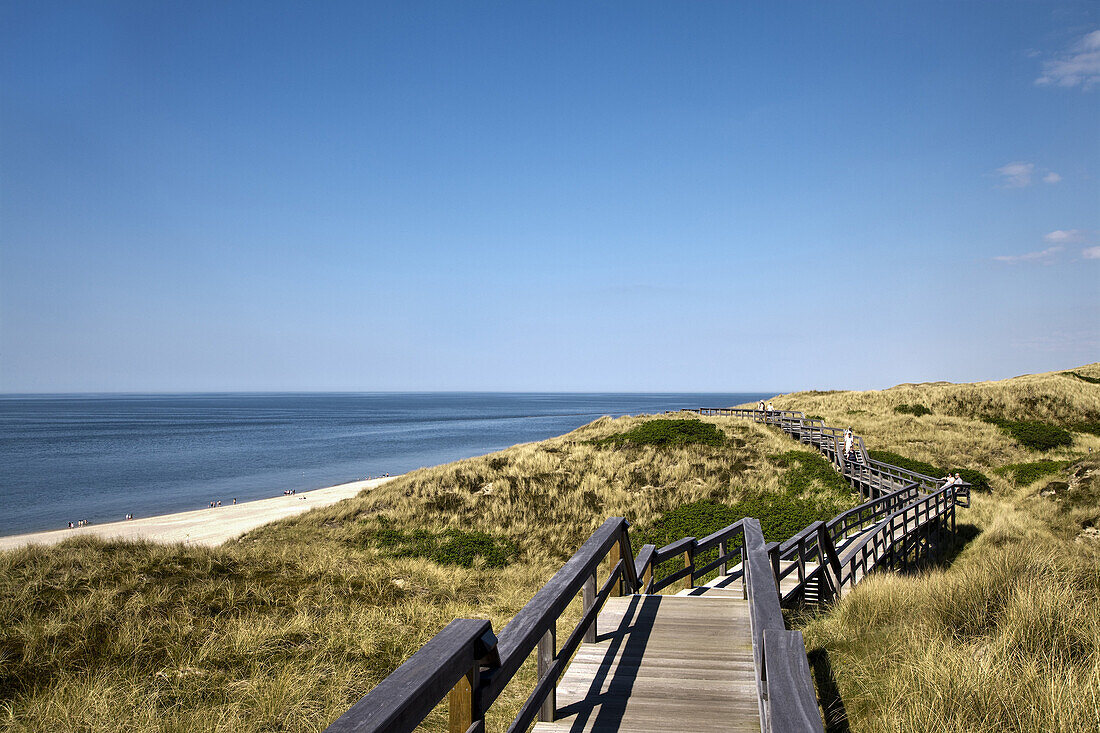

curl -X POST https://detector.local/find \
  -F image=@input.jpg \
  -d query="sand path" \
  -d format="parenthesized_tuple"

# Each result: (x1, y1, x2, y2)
(0, 476, 397, 551)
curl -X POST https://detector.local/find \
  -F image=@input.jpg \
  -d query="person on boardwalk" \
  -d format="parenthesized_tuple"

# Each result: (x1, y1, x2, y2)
(843, 427, 854, 461)
(758, 400, 766, 422)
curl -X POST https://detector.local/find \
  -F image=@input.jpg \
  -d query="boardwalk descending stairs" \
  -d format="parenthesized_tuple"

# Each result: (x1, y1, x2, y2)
(533, 594, 759, 733)
(322, 408, 969, 733)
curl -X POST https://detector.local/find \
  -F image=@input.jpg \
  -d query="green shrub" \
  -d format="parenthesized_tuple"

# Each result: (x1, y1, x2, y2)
(770, 450, 853, 496)
(998, 460, 1071, 485)
(868, 450, 990, 492)
(984, 418, 1073, 451)
(1069, 421, 1100, 437)
(894, 403, 932, 416)
(635, 493, 849, 585)
(356, 521, 517, 568)
(1061, 370, 1100, 385)
(952, 468, 991, 493)
(868, 450, 942, 478)
(593, 419, 725, 448)
(635, 451, 856, 584)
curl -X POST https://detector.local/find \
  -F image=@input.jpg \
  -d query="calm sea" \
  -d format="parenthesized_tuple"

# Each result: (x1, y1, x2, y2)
(0, 392, 768, 536)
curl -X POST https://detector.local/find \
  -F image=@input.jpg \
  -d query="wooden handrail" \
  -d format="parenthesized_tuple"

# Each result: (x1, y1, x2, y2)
(323, 619, 498, 733)
(486, 517, 633, 712)
(764, 629, 827, 733)
(330, 405, 966, 733)
(744, 519, 824, 733)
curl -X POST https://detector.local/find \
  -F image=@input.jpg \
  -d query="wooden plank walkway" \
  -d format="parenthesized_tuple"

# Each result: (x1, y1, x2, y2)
(532, 594, 760, 733)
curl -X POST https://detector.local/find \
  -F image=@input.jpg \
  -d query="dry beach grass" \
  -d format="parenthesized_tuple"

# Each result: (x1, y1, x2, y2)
(0, 415, 838, 732)
(2, 364, 1099, 732)
(772, 364, 1100, 733)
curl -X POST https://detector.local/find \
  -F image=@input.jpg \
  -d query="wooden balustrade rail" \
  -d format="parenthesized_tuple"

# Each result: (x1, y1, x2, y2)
(323, 517, 640, 733)
(326, 406, 969, 733)
(681, 407, 970, 507)
(743, 519, 825, 733)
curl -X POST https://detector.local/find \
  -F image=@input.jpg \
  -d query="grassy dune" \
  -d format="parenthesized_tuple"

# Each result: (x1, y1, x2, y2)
(4, 366, 1099, 732)
(773, 365, 1100, 733)
(0, 415, 850, 732)
(771, 362, 1100, 472)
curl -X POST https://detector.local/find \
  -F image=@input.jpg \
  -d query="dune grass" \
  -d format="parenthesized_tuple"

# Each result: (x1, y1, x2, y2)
(4, 364, 1100, 732)
(765, 364, 1100, 732)
(0, 413, 831, 732)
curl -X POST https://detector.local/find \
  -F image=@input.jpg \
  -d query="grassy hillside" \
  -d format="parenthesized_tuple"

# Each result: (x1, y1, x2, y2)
(4, 364, 1098, 732)
(765, 365, 1100, 733)
(0, 414, 856, 732)
(768, 363, 1100, 473)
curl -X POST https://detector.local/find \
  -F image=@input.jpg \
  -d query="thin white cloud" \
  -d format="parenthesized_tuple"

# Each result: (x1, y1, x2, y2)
(993, 245, 1064, 264)
(996, 161, 1034, 187)
(1083, 246, 1100, 260)
(1043, 172, 1062, 184)
(1044, 229, 1087, 242)
(1036, 29, 1100, 88)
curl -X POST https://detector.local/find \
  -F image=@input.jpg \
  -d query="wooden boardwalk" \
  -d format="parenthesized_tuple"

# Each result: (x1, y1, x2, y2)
(533, 594, 760, 733)
(322, 407, 967, 733)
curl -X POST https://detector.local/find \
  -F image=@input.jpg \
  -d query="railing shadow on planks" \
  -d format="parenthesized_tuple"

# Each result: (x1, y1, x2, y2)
(323, 409, 969, 733)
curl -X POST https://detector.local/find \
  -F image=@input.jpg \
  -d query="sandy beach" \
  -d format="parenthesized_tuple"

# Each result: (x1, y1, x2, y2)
(0, 476, 397, 552)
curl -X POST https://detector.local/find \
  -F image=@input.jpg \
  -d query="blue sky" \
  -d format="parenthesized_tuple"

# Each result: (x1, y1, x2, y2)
(2, 1, 1098, 392)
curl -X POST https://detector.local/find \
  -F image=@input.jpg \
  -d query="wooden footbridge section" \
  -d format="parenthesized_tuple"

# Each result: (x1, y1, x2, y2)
(324, 410, 969, 733)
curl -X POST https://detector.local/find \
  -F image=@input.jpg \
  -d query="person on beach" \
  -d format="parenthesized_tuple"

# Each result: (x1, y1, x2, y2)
(68, 521, 74, 529)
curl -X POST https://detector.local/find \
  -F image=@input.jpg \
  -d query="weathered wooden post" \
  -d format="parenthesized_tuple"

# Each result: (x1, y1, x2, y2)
(448, 664, 480, 733)
(718, 538, 728, 576)
(741, 546, 748, 599)
(582, 573, 596, 642)
(537, 625, 556, 722)
(609, 541, 622, 597)
(683, 544, 694, 590)
(816, 523, 842, 600)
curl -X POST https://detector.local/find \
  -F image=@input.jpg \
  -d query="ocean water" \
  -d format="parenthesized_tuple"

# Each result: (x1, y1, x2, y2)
(0, 392, 769, 536)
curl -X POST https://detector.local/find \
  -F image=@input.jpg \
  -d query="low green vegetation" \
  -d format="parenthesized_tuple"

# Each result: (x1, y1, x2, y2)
(868, 449, 991, 492)
(893, 403, 931, 416)
(352, 520, 518, 568)
(868, 449, 939, 477)
(984, 417, 1074, 451)
(770, 450, 853, 496)
(997, 460, 1072, 486)
(636, 451, 858, 584)
(1062, 370, 1100, 385)
(592, 418, 726, 448)
(1069, 420, 1100, 437)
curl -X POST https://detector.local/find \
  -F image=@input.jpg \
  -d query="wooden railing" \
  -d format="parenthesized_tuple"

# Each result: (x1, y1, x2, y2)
(743, 518, 824, 733)
(835, 483, 960, 587)
(324, 517, 640, 733)
(679, 407, 969, 507)
(327, 406, 969, 733)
